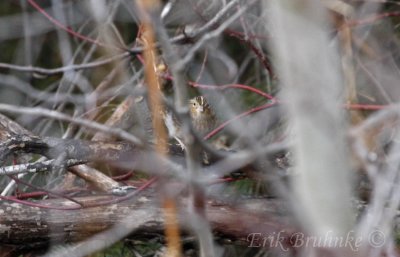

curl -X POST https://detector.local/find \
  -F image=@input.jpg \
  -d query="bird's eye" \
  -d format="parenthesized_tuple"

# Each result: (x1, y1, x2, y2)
(192, 102, 196, 106)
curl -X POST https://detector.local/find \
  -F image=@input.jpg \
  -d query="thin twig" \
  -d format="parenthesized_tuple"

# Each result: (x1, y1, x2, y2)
(0, 104, 143, 146)
(0, 52, 130, 75)
(175, 0, 258, 70)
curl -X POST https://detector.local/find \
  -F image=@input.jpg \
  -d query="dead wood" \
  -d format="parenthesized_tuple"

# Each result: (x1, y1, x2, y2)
(0, 190, 294, 251)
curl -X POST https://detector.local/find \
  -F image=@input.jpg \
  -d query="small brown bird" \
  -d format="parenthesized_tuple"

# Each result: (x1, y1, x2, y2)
(163, 96, 217, 148)
(189, 96, 217, 135)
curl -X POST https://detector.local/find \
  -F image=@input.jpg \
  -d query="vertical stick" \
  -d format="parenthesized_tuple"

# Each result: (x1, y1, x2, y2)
(137, 1, 182, 256)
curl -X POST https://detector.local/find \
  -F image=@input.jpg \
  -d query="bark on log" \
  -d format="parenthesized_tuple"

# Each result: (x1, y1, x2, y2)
(0, 190, 294, 250)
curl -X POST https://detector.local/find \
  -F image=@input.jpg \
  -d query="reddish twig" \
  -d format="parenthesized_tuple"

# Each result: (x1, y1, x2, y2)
(227, 26, 275, 79)
(9, 175, 84, 206)
(225, 29, 269, 41)
(0, 194, 82, 210)
(347, 11, 400, 27)
(16, 189, 88, 200)
(27, 0, 122, 50)
(205, 102, 278, 140)
(344, 103, 389, 110)
(112, 171, 135, 181)
(190, 81, 277, 101)
(1, 177, 158, 210)
(161, 73, 279, 139)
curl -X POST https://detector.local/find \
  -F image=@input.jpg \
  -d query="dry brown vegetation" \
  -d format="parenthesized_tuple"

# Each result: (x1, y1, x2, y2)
(0, 1, 400, 257)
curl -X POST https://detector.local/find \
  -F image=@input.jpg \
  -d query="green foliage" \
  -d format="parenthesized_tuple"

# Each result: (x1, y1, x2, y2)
(91, 242, 130, 257)
(92, 239, 164, 257)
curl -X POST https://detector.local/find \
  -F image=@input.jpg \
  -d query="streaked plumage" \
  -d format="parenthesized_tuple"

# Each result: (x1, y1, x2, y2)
(189, 96, 216, 135)
(162, 96, 217, 148)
